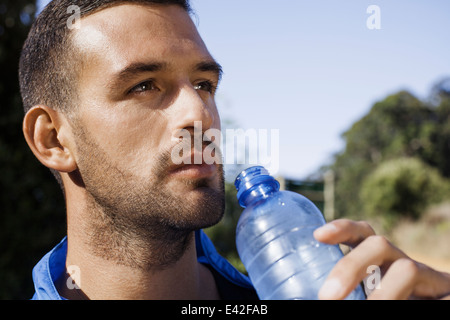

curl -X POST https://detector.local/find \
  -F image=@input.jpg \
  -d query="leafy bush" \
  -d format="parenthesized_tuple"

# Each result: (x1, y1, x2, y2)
(360, 157, 450, 230)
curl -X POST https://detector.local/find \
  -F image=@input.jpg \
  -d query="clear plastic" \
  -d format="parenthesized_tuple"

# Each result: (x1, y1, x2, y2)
(235, 166, 365, 300)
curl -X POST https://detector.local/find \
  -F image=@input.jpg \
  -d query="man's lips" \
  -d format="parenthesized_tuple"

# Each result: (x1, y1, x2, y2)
(169, 162, 216, 179)
(168, 150, 218, 179)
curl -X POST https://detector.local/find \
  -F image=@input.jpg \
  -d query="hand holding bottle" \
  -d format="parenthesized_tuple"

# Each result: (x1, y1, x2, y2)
(314, 219, 450, 300)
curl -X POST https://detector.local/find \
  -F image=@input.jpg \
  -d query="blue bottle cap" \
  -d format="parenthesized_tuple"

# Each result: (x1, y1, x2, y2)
(234, 166, 280, 205)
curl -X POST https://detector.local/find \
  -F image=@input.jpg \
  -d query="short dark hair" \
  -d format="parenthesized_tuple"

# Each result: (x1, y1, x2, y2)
(19, 0, 192, 113)
(19, 0, 192, 190)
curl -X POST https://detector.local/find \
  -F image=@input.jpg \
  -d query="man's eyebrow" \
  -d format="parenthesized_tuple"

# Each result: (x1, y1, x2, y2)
(108, 60, 223, 91)
(195, 61, 223, 82)
(114, 62, 168, 83)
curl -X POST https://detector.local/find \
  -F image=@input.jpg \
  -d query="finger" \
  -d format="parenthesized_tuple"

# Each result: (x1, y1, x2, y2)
(368, 259, 450, 300)
(367, 258, 419, 300)
(314, 219, 376, 248)
(318, 235, 406, 300)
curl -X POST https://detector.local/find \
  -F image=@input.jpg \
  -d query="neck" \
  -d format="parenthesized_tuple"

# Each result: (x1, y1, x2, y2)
(58, 182, 219, 300)
(60, 231, 218, 300)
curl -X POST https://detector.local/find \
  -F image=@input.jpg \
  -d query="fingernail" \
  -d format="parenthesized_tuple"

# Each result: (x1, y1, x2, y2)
(319, 278, 343, 300)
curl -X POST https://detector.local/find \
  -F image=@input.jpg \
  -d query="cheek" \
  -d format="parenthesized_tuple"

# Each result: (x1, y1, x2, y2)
(80, 107, 169, 171)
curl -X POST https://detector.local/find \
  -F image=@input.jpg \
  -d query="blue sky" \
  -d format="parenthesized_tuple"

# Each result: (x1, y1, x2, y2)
(37, 0, 450, 180)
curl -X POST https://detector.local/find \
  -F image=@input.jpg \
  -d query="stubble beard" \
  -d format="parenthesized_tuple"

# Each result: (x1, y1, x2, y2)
(73, 125, 225, 271)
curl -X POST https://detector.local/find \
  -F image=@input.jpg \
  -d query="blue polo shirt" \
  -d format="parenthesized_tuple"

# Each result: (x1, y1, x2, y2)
(31, 230, 258, 300)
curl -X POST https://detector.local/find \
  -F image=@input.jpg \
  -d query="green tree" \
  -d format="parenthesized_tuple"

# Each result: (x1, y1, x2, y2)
(331, 90, 436, 219)
(421, 79, 450, 178)
(0, 1, 66, 299)
(330, 78, 450, 228)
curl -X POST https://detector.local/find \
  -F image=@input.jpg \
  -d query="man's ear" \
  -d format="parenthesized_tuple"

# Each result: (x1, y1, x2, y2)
(23, 105, 77, 173)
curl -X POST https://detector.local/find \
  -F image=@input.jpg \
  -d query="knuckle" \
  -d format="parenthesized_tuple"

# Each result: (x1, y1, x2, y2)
(392, 258, 420, 277)
(358, 221, 375, 234)
(366, 235, 391, 249)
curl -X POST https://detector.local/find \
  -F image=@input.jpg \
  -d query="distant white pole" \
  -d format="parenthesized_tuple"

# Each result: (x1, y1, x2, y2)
(324, 170, 335, 221)
(277, 176, 285, 191)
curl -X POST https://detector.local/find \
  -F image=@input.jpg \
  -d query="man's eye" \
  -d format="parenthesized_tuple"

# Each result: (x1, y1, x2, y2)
(194, 81, 217, 94)
(129, 80, 157, 94)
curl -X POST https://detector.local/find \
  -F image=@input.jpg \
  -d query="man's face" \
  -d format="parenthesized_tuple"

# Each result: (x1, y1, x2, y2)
(68, 4, 224, 233)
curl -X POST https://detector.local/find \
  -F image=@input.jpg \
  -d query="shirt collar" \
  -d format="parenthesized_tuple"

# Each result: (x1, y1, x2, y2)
(32, 237, 67, 300)
(31, 230, 252, 299)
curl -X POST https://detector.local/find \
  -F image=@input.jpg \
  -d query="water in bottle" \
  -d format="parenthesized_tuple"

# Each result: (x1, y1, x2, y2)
(234, 166, 365, 300)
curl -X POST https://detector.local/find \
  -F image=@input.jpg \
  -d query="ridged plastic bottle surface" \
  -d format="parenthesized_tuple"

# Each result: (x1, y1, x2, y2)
(235, 166, 365, 300)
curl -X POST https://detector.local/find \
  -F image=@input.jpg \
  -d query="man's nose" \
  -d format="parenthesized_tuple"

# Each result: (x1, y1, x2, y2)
(170, 84, 215, 134)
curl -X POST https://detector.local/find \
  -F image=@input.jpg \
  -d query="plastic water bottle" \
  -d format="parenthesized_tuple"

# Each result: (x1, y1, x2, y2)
(234, 166, 365, 300)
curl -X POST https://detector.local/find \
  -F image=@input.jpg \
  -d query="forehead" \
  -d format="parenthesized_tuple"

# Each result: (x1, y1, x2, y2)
(71, 4, 211, 75)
